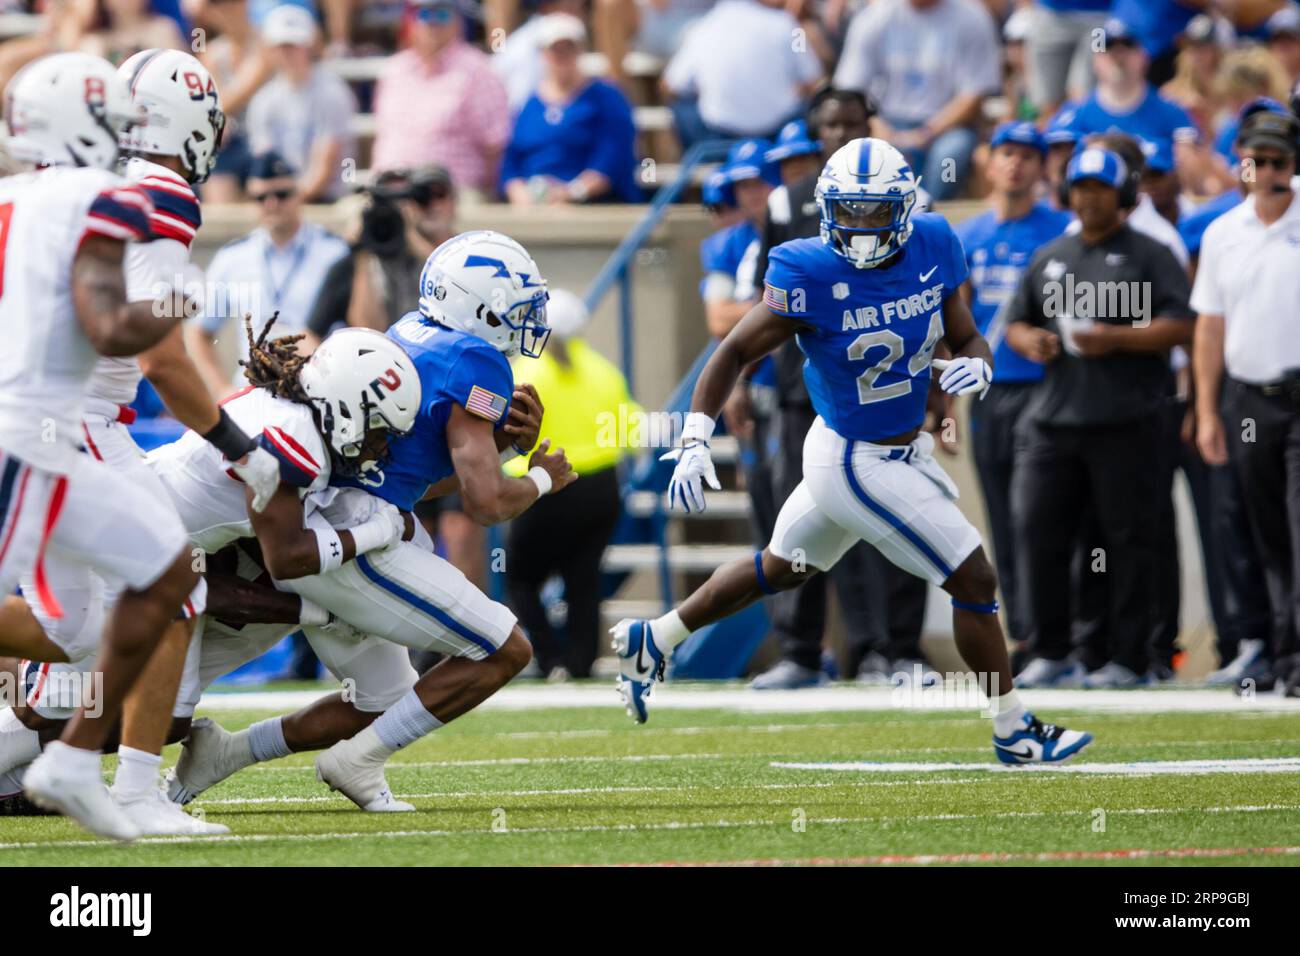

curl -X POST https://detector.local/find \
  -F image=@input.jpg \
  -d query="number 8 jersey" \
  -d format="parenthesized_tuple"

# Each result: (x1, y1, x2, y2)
(763, 212, 969, 442)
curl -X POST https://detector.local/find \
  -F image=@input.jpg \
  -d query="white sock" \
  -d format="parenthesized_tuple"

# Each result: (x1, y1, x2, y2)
(990, 689, 1028, 737)
(112, 745, 162, 799)
(371, 690, 442, 752)
(350, 724, 396, 762)
(247, 717, 291, 763)
(649, 610, 690, 650)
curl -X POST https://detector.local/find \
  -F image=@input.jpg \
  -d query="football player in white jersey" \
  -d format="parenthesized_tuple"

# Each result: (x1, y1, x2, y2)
(0, 49, 284, 835)
(0, 52, 213, 840)
(0, 324, 424, 825)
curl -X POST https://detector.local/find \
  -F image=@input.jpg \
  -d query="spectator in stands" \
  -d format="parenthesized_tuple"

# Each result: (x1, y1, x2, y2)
(1000, 7, 1036, 122)
(1193, 108, 1300, 697)
(663, 0, 823, 149)
(1022, 0, 1110, 118)
(1042, 115, 1080, 212)
(1139, 137, 1191, 228)
(79, 0, 185, 64)
(594, 0, 711, 87)
(955, 123, 1072, 680)
(765, 119, 822, 189)
(186, 151, 349, 397)
(370, 0, 511, 195)
(1268, 7, 1300, 85)
(491, 0, 585, 114)
(197, 0, 273, 203)
(1109, 0, 1200, 89)
(1160, 14, 1228, 140)
(1050, 18, 1199, 157)
(245, 4, 357, 201)
(501, 14, 640, 205)
(504, 290, 635, 680)
(1006, 146, 1195, 688)
(1211, 50, 1292, 168)
(834, 0, 1001, 201)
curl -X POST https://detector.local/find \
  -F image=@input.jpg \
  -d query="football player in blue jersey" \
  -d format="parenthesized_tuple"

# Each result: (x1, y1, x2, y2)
(166, 231, 578, 811)
(612, 138, 1092, 765)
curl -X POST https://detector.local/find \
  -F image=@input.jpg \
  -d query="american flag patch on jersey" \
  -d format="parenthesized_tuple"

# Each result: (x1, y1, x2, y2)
(763, 283, 789, 313)
(465, 385, 508, 422)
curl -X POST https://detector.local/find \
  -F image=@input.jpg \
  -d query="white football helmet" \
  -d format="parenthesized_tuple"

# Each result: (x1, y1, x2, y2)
(117, 49, 225, 183)
(418, 230, 550, 358)
(3, 52, 142, 170)
(816, 137, 919, 269)
(299, 329, 422, 475)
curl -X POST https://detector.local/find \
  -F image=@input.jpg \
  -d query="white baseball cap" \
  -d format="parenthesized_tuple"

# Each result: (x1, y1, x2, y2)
(536, 12, 587, 49)
(262, 4, 319, 47)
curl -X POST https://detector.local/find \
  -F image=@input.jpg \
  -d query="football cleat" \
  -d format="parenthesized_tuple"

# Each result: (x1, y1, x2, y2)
(113, 785, 230, 836)
(610, 619, 668, 724)
(315, 737, 414, 812)
(165, 717, 253, 805)
(993, 714, 1093, 765)
(24, 742, 139, 841)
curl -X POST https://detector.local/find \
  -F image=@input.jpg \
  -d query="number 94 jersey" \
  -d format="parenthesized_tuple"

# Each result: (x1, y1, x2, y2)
(763, 213, 969, 442)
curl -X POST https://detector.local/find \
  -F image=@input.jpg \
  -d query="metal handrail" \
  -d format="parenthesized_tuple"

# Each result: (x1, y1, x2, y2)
(582, 139, 734, 392)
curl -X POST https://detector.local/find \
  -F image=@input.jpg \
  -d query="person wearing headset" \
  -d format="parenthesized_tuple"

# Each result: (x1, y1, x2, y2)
(1004, 146, 1196, 689)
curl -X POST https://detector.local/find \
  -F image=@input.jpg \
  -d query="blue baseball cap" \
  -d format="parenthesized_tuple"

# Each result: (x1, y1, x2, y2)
(248, 150, 297, 181)
(765, 120, 820, 164)
(701, 168, 732, 209)
(1138, 137, 1174, 175)
(1239, 95, 1288, 122)
(1101, 17, 1138, 47)
(989, 120, 1046, 155)
(1044, 113, 1080, 148)
(722, 138, 780, 188)
(1067, 147, 1128, 189)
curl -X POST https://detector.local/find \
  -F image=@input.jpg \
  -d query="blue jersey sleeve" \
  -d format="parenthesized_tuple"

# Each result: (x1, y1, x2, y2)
(762, 242, 809, 318)
(445, 345, 514, 426)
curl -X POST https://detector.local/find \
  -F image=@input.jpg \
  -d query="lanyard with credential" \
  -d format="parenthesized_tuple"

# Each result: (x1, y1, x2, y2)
(264, 234, 310, 315)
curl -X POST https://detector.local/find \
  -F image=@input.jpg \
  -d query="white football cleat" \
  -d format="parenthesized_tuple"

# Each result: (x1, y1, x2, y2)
(610, 619, 669, 723)
(114, 785, 230, 836)
(24, 742, 139, 842)
(165, 717, 252, 805)
(315, 736, 414, 812)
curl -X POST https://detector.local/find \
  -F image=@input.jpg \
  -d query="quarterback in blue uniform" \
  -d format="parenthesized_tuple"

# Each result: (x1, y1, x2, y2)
(612, 138, 1092, 765)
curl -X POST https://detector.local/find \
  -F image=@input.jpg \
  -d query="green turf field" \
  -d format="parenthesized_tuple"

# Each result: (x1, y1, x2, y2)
(2, 684, 1299, 866)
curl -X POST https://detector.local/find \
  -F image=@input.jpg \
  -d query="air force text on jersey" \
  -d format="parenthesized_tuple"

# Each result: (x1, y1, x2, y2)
(838, 281, 947, 330)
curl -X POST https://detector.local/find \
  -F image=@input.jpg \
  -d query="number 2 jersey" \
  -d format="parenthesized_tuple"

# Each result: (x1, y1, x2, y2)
(332, 312, 515, 512)
(0, 166, 153, 472)
(762, 213, 968, 443)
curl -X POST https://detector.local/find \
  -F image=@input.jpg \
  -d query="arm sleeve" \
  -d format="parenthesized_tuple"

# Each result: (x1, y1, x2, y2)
(124, 235, 189, 305)
(762, 244, 808, 319)
(83, 184, 153, 244)
(447, 346, 515, 425)
(584, 86, 637, 185)
(137, 178, 201, 248)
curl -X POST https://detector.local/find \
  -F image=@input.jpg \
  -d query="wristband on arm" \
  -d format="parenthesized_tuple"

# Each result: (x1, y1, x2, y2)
(680, 412, 716, 447)
(526, 466, 552, 497)
(314, 527, 345, 573)
(299, 597, 331, 627)
(203, 408, 257, 462)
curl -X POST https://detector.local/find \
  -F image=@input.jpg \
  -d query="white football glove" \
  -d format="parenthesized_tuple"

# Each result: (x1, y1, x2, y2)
(232, 446, 281, 513)
(933, 357, 992, 399)
(370, 501, 408, 551)
(661, 441, 721, 513)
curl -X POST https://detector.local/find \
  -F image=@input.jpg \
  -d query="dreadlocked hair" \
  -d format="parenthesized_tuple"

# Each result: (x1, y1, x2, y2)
(240, 313, 311, 404)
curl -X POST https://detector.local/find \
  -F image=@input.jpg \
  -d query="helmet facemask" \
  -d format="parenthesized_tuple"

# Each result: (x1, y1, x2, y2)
(821, 193, 916, 269)
(491, 289, 551, 358)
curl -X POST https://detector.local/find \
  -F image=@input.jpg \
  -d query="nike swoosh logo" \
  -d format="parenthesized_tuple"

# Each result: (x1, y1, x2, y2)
(634, 626, 651, 675)
(919, 266, 939, 282)
(995, 744, 1034, 760)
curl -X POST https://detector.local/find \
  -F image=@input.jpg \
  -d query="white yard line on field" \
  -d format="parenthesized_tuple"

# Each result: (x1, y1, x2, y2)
(197, 684, 1300, 715)
(771, 756, 1300, 775)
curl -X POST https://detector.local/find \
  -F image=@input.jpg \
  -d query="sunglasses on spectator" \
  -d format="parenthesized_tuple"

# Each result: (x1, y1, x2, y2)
(413, 5, 455, 24)
(251, 187, 296, 203)
(1243, 154, 1295, 170)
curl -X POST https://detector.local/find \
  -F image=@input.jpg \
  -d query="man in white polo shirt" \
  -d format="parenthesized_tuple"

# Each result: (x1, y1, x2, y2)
(1192, 108, 1300, 697)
